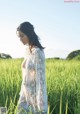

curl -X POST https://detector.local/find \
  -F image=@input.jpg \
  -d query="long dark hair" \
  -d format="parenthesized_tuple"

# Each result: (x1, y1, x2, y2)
(17, 22, 45, 50)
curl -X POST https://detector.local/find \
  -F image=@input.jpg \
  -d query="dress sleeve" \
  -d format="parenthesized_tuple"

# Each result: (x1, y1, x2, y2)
(34, 49, 48, 113)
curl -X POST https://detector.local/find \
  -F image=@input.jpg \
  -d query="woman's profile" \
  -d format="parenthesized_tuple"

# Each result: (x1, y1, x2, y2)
(16, 22, 48, 114)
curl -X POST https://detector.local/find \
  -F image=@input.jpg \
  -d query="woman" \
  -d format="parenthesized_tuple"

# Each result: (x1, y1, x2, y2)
(16, 22, 48, 114)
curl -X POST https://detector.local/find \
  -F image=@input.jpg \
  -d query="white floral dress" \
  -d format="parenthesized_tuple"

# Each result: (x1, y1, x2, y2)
(17, 46, 48, 114)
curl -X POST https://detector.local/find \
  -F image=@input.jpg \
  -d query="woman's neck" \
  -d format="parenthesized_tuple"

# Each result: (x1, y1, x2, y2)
(29, 45, 36, 53)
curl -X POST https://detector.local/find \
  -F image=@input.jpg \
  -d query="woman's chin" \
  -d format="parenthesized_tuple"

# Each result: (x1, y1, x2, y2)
(22, 42, 26, 45)
(22, 42, 29, 45)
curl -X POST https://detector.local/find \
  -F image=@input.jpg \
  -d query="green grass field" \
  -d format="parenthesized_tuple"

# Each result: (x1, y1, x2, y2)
(0, 58, 80, 114)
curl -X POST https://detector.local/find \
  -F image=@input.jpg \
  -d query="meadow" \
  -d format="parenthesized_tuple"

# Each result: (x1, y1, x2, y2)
(0, 58, 80, 114)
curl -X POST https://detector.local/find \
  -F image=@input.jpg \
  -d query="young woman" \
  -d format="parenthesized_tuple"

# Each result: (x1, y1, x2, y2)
(16, 22, 48, 114)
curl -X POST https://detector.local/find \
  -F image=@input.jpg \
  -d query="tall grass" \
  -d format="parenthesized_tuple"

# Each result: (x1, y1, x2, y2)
(0, 58, 80, 114)
(46, 59, 80, 114)
(0, 58, 22, 114)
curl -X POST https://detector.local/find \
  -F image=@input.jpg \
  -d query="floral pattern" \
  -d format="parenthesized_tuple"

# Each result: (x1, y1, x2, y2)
(17, 46, 48, 114)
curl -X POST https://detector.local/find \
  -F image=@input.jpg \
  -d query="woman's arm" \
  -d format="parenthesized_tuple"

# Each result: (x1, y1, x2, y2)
(21, 59, 27, 69)
(35, 49, 48, 113)
(21, 59, 27, 84)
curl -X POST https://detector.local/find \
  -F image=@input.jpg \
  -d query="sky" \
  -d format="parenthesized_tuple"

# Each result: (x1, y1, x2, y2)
(0, 0, 80, 59)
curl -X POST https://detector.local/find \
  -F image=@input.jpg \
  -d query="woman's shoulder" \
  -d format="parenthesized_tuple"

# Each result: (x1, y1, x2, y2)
(32, 46, 44, 54)
(32, 47, 45, 60)
(25, 46, 45, 59)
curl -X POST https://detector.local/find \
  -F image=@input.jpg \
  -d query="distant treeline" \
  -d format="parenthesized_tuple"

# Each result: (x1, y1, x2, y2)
(0, 53, 12, 59)
(1, 49, 80, 60)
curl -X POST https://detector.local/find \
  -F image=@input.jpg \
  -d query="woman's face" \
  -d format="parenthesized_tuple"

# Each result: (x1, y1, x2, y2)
(17, 31, 29, 45)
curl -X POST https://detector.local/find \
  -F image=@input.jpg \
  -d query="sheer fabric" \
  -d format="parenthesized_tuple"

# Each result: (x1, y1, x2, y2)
(17, 47, 48, 114)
